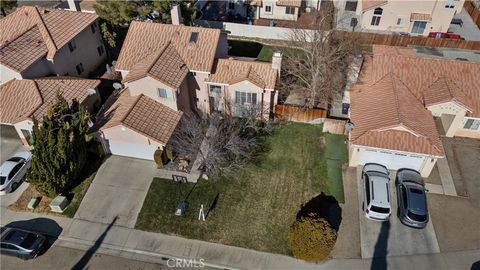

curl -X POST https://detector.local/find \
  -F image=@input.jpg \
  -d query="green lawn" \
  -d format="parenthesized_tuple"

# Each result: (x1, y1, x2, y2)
(325, 133, 348, 203)
(136, 123, 347, 254)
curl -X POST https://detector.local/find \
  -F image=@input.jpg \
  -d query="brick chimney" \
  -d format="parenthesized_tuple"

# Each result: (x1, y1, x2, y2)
(272, 51, 282, 77)
(67, 0, 81, 11)
(171, 5, 183, 25)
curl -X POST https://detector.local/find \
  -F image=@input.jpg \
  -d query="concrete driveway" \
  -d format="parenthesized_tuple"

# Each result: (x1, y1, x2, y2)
(74, 155, 158, 228)
(355, 167, 440, 258)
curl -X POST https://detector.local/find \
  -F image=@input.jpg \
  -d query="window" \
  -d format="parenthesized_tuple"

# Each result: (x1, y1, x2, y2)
(209, 85, 222, 93)
(411, 21, 427, 34)
(8, 164, 22, 180)
(464, 119, 480, 130)
(401, 186, 408, 209)
(396, 18, 405, 26)
(91, 23, 96, 33)
(97, 45, 105, 56)
(75, 63, 84, 75)
(191, 71, 197, 76)
(228, 2, 235, 9)
(445, 0, 455, 8)
(235, 91, 257, 104)
(158, 88, 171, 98)
(68, 40, 76, 52)
(20, 129, 32, 145)
(370, 7, 382, 26)
(285, 7, 295, 15)
(373, 7, 383, 15)
(345, 1, 358, 11)
(364, 175, 371, 206)
(265, 5, 272, 12)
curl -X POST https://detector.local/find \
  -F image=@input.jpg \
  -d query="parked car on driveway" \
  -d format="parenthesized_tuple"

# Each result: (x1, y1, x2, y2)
(0, 227, 46, 259)
(0, 151, 32, 195)
(396, 169, 429, 229)
(362, 163, 391, 221)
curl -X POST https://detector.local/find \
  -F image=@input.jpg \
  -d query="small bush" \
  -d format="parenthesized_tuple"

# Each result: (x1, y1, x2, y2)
(288, 213, 337, 261)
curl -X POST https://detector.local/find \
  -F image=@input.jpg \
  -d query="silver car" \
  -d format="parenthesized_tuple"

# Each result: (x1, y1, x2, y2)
(362, 163, 391, 221)
(0, 227, 46, 259)
(0, 151, 32, 195)
(396, 169, 429, 229)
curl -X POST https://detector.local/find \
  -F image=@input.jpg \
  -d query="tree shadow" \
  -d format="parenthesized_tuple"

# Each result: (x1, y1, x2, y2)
(5, 218, 63, 256)
(205, 193, 220, 219)
(71, 216, 118, 270)
(296, 192, 342, 231)
(370, 221, 391, 270)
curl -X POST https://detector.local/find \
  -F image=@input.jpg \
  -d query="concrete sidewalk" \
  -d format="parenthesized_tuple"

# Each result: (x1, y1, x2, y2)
(1, 208, 479, 270)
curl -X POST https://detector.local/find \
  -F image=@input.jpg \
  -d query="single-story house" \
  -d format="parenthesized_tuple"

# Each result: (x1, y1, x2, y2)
(0, 77, 101, 145)
(348, 45, 480, 177)
(93, 90, 182, 160)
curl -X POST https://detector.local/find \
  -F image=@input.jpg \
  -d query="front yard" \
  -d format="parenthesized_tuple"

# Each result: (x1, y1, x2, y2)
(136, 123, 347, 255)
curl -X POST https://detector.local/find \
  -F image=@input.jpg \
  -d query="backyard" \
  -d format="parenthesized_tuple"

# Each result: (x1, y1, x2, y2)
(136, 123, 347, 255)
(228, 39, 275, 62)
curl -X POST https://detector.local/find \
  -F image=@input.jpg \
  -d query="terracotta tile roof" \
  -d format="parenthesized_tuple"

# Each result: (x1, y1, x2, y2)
(0, 77, 100, 124)
(0, 6, 97, 71)
(206, 58, 277, 89)
(372, 45, 416, 57)
(98, 91, 182, 145)
(423, 77, 471, 110)
(116, 21, 221, 73)
(410, 13, 432, 22)
(361, 0, 387, 11)
(276, 0, 302, 8)
(123, 42, 189, 89)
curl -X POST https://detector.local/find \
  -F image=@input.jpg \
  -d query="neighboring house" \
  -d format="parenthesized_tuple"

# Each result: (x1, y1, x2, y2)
(348, 45, 480, 177)
(250, 0, 303, 21)
(0, 77, 101, 146)
(115, 21, 228, 114)
(337, 0, 465, 35)
(205, 57, 280, 118)
(93, 91, 182, 161)
(0, 6, 106, 84)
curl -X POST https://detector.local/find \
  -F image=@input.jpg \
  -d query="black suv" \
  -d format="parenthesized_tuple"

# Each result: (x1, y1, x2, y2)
(396, 169, 429, 229)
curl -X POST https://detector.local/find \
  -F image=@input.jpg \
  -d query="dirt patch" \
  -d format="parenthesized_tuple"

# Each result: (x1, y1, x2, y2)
(8, 185, 62, 217)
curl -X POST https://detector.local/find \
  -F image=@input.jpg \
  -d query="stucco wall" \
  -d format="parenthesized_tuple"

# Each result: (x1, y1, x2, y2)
(455, 116, 480, 138)
(126, 76, 180, 111)
(0, 65, 22, 85)
(259, 1, 298, 21)
(50, 20, 106, 76)
(190, 72, 210, 115)
(358, 0, 465, 36)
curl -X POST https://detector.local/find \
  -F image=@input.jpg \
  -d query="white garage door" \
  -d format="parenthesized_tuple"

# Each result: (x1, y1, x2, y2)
(358, 149, 425, 171)
(107, 140, 157, 160)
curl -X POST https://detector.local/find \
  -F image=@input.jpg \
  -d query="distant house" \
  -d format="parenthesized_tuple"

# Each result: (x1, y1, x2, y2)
(341, 0, 465, 36)
(0, 6, 106, 84)
(0, 77, 101, 146)
(227, 0, 321, 22)
(348, 45, 480, 177)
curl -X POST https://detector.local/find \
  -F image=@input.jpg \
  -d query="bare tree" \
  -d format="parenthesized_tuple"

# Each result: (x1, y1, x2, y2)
(279, 10, 358, 109)
(171, 104, 271, 177)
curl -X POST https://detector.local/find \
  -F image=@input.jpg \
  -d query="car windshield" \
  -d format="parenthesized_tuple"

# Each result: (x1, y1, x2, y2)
(407, 210, 428, 222)
(0, 176, 6, 185)
(370, 205, 390, 214)
(6, 157, 24, 163)
(4, 230, 38, 249)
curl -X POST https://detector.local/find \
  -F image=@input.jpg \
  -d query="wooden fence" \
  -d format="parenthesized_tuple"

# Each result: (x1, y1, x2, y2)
(274, 104, 327, 123)
(464, 0, 480, 29)
(342, 31, 480, 50)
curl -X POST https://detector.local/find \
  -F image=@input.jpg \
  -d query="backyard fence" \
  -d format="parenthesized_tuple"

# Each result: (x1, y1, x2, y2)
(464, 0, 480, 29)
(274, 104, 327, 123)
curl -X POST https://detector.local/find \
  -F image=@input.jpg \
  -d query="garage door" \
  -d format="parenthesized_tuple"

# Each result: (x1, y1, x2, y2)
(358, 149, 425, 171)
(106, 140, 157, 160)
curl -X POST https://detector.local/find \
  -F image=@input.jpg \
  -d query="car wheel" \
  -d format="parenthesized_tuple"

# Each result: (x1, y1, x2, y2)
(11, 182, 18, 192)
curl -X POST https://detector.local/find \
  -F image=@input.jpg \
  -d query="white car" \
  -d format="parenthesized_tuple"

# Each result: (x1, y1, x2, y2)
(0, 151, 32, 195)
(362, 163, 392, 221)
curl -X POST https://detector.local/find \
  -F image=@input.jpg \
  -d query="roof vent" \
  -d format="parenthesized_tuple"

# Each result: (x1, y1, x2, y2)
(189, 32, 199, 44)
(87, 88, 97, 96)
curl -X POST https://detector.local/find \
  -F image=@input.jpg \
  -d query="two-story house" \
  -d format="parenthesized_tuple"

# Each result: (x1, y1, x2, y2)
(352, 0, 465, 35)
(0, 6, 106, 84)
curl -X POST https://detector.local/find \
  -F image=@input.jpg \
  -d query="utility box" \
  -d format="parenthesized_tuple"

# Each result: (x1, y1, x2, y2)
(50, 195, 69, 213)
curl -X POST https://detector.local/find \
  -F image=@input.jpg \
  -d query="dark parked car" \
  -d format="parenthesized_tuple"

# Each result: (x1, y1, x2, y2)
(0, 227, 46, 259)
(396, 169, 429, 229)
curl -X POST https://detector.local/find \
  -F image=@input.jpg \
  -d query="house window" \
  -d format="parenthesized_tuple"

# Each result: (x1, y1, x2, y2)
(91, 23, 96, 33)
(97, 45, 105, 56)
(464, 119, 480, 130)
(191, 71, 197, 76)
(411, 21, 427, 34)
(396, 18, 405, 26)
(158, 88, 171, 98)
(445, 0, 455, 8)
(68, 40, 76, 52)
(235, 91, 257, 105)
(265, 5, 272, 12)
(285, 7, 295, 15)
(228, 2, 235, 9)
(21, 129, 33, 145)
(345, 1, 358, 11)
(209, 85, 222, 93)
(75, 63, 84, 75)
(370, 8, 383, 26)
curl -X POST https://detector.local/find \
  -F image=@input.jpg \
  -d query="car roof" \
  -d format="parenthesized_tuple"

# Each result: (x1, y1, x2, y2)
(369, 175, 390, 207)
(0, 228, 35, 248)
(397, 169, 424, 186)
(0, 161, 18, 177)
(407, 187, 427, 213)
